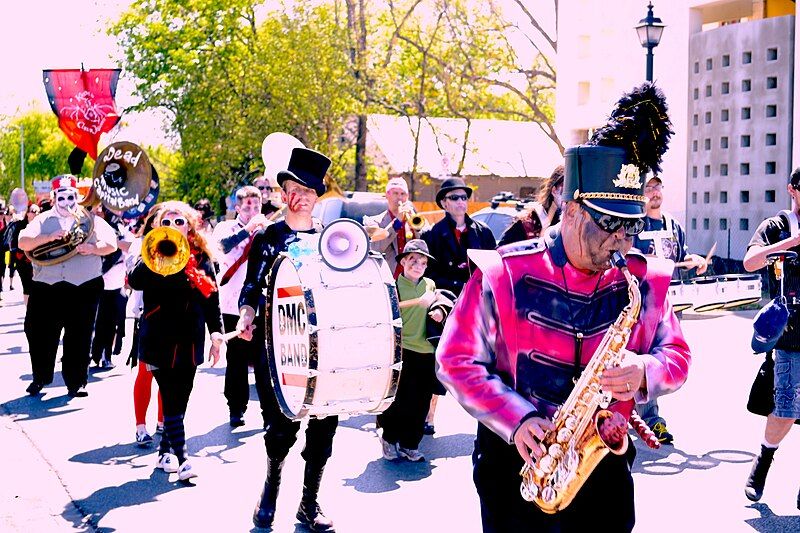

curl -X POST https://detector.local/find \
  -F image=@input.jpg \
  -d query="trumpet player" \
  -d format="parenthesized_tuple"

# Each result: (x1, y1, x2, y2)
(436, 84, 691, 532)
(18, 175, 117, 398)
(365, 177, 418, 278)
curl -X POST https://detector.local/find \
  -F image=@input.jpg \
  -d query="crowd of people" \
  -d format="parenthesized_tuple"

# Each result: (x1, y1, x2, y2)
(5, 82, 800, 533)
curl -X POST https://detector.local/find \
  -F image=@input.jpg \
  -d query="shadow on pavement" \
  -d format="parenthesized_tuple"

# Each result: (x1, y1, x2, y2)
(339, 414, 375, 433)
(70, 441, 157, 469)
(187, 423, 263, 464)
(745, 502, 800, 531)
(632, 440, 755, 475)
(0, 345, 24, 356)
(3, 393, 82, 421)
(63, 469, 186, 532)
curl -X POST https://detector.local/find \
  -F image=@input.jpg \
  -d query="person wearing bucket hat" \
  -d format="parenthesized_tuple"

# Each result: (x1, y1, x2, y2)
(741, 167, 800, 507)
(18, 174, 119, 398)
(436, 83, 691, 531)
(377, 238, 445, 463)
(422, 177, 495, 296)
(238, 147, 338, 531)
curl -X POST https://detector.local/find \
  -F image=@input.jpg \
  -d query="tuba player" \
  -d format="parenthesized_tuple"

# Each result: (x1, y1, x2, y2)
(435, 84, 691, 532)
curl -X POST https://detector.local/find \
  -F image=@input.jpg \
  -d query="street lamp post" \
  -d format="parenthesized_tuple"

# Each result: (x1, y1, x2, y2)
(19, 124, 25, 189)
(635, 2, 666, 82)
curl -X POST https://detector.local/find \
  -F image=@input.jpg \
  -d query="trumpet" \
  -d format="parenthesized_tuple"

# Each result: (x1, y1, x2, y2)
(141, 226, 191, 276)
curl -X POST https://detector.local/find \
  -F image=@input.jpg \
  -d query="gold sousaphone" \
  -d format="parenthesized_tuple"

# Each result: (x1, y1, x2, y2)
(141, 226, 191, 276)
(84, 141, 155, 215)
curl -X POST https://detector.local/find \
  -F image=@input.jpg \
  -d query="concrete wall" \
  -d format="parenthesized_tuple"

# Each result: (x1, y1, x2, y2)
(686, 14, 795, 259)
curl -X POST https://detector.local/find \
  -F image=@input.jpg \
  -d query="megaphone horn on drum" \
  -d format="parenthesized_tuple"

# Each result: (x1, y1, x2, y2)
(318, 218, 370, 272)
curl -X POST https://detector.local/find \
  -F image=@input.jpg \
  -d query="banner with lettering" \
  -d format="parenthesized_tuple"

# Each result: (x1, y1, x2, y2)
(42, 68, 121, 159)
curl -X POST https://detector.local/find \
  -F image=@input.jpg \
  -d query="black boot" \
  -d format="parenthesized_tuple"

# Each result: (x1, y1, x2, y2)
(296, 460, 335, 532)
(745, 445, 777, 501)
(253, 458, 284, 529)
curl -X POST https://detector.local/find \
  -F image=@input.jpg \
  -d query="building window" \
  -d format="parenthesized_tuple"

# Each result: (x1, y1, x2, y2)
(720, 137, 729, 149)
(721, 109, 729, 121)
(703, 218, 710, 230)
(704, 165, 711, 177)
(767, 77, 778, 89)
(720, 218, 728, 231)
(766, 104, 777, 117)
(767, 48, 778, 61)
(693, 87, 699, 100)
(692, 166, 698, 178)
(705, 85, 712, 97)
(704, 138, 711, 150)
(721, 82, 730, 94)
(706, 58, 713, 70)
(720, 191, 728, 203)
(721, 163, 728, 176)
(740, 219, 749, 231)
(766, 133, 777, 146)
(742, 107, 751, 120)
(692, 218, 697, 230)
(766, 161, 777, 174)
(692, 140, 698, 152)
(705, 111, 712, 124)
(743, 51, 752, 64)
(692, 192, 697, 204)
(577, 81, 590, 105)
(740, 191, 750, 203)
(766, 190, 776, 202)
(741, 163, 750, 175)
(740, 135, 750, 147)
(704, 192, 710, 203)
(722, 54, 730, 67)
(694, 61, 699, 74)
(693, 114, 699, 126)
(742, 79, 751, 92)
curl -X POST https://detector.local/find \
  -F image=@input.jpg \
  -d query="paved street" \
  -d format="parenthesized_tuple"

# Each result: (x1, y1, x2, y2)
(1, 275, 799, 532)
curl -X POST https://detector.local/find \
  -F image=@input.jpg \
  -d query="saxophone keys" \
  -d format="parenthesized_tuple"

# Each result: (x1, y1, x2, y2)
(541, 486, 557, 503)
(520, 482, 537, 502)
(557, 427, 572, 443)
(564, 416, 578, 430)
(539, 454, 555, 474)
(548, 444, 564, 459)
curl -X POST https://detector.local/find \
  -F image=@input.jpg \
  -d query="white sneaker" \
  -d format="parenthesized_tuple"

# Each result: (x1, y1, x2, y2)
(156, 453, 179, 473)
(178, 460, 198, 481)
(398, 447, 425, 462)
(380, 437, 398, 460)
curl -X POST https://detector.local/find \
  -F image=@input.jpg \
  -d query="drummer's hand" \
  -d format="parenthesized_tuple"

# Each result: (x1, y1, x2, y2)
(513, 416, 555, 465)
(209, 333, 223, 367)
(683, 253, 706, 273)
(600, 349, 647, 401)
(429, 308, 445, 323)
(236, 313, 254, 342)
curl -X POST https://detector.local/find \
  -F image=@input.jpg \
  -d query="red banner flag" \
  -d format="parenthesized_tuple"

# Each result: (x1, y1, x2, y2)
(43, 68, 122, 159)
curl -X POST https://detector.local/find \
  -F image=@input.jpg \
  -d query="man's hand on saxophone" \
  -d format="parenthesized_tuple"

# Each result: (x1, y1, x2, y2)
(513, 416, 555, 465)
(599, 349, 648, 401)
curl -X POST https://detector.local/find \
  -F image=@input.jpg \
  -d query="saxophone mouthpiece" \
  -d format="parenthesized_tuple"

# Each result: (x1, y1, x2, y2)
(611, 251, 627, 269)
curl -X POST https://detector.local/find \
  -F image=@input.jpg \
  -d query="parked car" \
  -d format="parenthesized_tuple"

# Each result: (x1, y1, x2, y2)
(313, 192, 387, 226)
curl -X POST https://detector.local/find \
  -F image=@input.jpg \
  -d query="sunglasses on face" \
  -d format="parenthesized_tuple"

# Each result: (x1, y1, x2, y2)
(582, 205, 644, 236)
(56, 194, 76, 203)
(160, 217, 187, 227)
(445, 194, 469, 202)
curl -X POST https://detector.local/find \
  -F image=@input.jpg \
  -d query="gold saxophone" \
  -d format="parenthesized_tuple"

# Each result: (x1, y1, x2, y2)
(519, 251, 641, 514)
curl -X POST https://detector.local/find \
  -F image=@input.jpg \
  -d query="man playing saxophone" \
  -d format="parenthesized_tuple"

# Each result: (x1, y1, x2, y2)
(435, 84, 691, 532)
(18, 175, 118, 397)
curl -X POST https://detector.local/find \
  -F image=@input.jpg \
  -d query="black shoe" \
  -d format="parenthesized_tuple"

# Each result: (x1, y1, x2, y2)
(67, 389, 89, 398)
(651, 420, 674, 445)
(229, 413, 245, 427)
(296, 460, 335, 532)
(26, 382, 43, 395)
(745, 445, 777, 501)
(423, 423, 435, 435)
(253, 459, 284, 529)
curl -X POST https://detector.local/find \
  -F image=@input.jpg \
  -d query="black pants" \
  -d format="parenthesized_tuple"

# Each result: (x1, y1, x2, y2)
(223, 313, 261, 416)
(25, 278, 103, 391)
(252, 323, 338, 463)
(473, 422, 636, 533)
(13, 254, 33, 295)
(91, 288, 127, 363)
(152, 365, 197, 460)
(377, 349, 435, 449)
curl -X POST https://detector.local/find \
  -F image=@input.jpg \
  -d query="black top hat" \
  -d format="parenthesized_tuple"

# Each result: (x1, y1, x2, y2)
(436, 177, 473, 208)
(277, 148, 331, 197)
(396, 239, 436, 264)
(564, 83, 673, 218)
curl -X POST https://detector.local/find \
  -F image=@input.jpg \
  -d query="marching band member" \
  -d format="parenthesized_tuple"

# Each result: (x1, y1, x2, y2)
(237, 147, 337, 532)
(211, 185, 271, 427)
(2, 189, 37, 305)
(498, 165, 564, 246)
(436, 84, 691, 532)
(127, 201, 224, 480)
(254, 173, 285, 218)
(366, 177, 416, 277)
(18, 175, 117, 397)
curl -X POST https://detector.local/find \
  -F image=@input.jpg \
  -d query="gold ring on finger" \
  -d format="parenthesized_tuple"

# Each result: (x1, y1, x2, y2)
(625, 382, 631, 392)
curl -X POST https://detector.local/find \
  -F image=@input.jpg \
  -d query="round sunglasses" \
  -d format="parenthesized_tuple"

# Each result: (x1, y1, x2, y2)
(160, 217, 187, 227)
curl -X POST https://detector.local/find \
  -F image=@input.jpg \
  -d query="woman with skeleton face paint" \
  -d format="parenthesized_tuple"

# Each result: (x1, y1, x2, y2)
(18, 175, 118, 398)
(127, 201, 223, 481)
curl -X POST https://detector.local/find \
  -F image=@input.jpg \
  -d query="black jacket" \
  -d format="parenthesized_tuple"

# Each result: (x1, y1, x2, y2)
(421, 213, 496, 296)
(128, 252, 222, 369)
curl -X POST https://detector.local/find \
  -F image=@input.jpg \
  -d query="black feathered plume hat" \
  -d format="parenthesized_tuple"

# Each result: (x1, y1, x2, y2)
(564, 82, 673, 218)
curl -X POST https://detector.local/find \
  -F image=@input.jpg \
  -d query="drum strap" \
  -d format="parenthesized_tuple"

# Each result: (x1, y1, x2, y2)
(220, 235, 254, 286)
(779, 210, 800, 238)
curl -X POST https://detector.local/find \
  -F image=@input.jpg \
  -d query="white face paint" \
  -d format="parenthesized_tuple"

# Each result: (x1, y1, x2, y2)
(53, 190, 78, 217)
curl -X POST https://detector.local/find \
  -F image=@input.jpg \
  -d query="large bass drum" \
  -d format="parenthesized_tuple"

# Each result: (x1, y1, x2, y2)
(265, 245, 402, 420)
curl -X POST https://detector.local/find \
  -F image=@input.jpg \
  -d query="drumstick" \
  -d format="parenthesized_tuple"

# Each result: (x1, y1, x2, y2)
(675, 242, 717, 269)
(221, 329, 246, 342)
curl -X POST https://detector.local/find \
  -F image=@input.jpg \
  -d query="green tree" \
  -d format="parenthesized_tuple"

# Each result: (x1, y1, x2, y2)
(0, 111, 85, 199)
